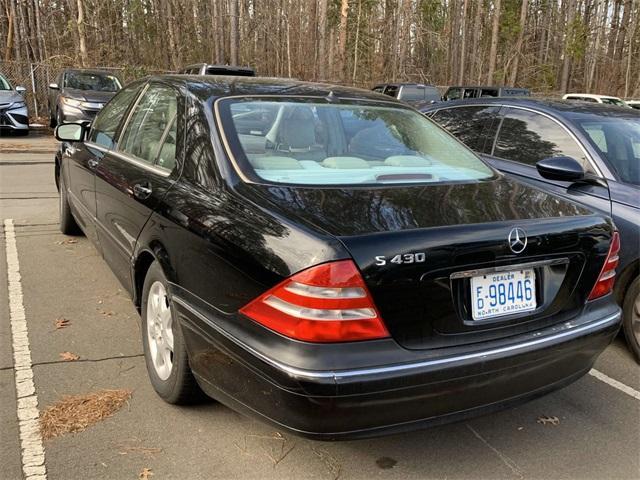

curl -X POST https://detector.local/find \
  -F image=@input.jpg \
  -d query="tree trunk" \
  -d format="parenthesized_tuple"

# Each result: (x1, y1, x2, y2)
(509, 0, 528, 86)
(458, 0, 469, 84)
(230, 0, 239, 64)
(318, 0, 328, 80)
(560, 0, 576, 93)
(487, 0, 502, 84)
(76, 0, 88, 67)
(337, 0, 349, 82)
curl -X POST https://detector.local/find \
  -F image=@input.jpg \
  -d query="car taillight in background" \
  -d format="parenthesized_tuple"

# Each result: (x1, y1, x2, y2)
(588, 231, 620, 300)
(240, 260, 389, 342)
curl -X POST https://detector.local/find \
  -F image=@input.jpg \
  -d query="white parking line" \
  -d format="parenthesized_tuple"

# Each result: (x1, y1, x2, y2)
(589, 368, 640, 401)
(4, 219, 47, 480)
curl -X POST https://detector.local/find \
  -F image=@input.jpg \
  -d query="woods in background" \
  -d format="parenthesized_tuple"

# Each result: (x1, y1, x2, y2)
(1, 0, 639, 97)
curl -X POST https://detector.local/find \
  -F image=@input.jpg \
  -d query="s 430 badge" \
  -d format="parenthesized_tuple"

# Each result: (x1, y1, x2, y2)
(375, 252, 426, 266)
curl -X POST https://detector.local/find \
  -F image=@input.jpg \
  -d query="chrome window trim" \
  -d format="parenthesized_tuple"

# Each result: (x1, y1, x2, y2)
(84, 140, 171, 177)
(449, 258, 569, 280)
(429, 103, 606, 178)
(109, 150, 172, 177)
(172, 294, 620, 381)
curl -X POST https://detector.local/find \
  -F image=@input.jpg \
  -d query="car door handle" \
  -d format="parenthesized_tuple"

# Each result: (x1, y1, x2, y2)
(88, 158, 99, 169)
(133, 183, 152, 199)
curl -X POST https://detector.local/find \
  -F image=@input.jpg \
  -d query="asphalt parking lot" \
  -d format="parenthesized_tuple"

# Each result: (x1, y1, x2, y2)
(1, 132, 639, 480)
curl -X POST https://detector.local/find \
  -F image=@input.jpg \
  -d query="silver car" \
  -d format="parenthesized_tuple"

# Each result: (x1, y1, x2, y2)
(0, 73, 29, 135)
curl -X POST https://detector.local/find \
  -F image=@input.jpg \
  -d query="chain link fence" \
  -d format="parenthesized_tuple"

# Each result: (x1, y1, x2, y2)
(0, 61, 164, 122)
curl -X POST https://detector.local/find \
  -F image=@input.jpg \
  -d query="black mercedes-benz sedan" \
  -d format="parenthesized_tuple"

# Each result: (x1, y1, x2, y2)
(54, 76, 621, 439)
(420, 99, 639, 362)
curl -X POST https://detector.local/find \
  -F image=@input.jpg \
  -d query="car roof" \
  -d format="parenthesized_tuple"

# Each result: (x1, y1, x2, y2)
(374, 83, 436, 88)
(183, 63, 254, 71)
(420, 97, 639, 119)
(150, 75, 400, 103)
(446, 85, 528, 90)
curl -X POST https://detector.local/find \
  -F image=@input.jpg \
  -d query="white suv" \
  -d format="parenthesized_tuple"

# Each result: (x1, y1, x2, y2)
(563, 93, 630, 107)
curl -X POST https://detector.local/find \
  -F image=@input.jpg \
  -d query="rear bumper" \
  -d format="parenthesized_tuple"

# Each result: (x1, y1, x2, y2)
(175, 293, 620, 440)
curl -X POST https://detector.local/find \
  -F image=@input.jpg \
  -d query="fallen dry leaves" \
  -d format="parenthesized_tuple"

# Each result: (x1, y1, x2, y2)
(39, 389, 132, 440)
(54, 317, 71, 329)
(55, 238, 78, 245)
(59, 351, 80, 361)
(139, 467, 153, 479)
(537, 415, 560, 426)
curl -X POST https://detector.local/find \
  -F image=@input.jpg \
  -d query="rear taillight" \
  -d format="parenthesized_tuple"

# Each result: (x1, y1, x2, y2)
(588, 231, 620, 300)
(240, 260, 389, 342)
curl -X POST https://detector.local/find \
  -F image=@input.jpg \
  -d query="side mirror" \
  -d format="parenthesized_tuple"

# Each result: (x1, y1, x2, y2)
(49, 83, 59, 90)
(15, 86, 26, 94)
(536, 156, 586, 182)
(55, 123, 86, 142)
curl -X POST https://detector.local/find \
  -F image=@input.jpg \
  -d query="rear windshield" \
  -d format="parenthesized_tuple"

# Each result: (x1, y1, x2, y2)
(218, 98, 494, 186)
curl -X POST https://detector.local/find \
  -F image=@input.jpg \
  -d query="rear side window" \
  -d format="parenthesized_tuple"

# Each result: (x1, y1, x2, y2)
(431, 106, 500, 153)
(445, 88, 461, 101)
(383, 85, 398, 98)
(88, 83, 141, 149)
(493, 108, 592, 172)
(577, 119, 640, 185)
(118, 84, 178, 166)
(398, 86, 425, 102)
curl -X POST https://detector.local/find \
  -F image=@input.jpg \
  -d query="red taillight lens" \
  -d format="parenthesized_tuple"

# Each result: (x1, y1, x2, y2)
(588, 231, 620, 300)
(240, 260, 389, 342)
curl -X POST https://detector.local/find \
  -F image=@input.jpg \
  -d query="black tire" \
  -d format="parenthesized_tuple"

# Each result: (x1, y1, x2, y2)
(141, 261, 204, 404)
(622, 277, 640, 363)
(56, 108, 64, 127)
(58, 168, 82, 235)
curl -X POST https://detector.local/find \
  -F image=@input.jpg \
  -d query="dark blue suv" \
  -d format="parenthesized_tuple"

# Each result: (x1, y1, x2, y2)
(421, 98, 640, 361)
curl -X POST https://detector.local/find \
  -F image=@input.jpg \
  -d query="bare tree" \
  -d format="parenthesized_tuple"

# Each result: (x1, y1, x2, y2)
(487, 0, 502, 84)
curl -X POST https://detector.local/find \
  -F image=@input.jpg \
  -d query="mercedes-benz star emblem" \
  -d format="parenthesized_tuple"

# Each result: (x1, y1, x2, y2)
(508, 227, 527, 254)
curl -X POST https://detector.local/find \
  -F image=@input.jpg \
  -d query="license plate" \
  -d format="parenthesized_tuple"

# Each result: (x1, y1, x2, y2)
(470, 269, 536, 320)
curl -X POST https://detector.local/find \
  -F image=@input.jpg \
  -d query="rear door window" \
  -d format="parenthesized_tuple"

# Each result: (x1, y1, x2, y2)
(431, 106, 500, 153)
(88, 83, 141, 149)
(383, 85, 399, 98)
(493, 108, 592, 172)
(118, 84, 178, 166)
(398, 86, 425, 102)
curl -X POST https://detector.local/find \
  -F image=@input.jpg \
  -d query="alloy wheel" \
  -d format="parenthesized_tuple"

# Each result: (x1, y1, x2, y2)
(146, 281, 174, 380)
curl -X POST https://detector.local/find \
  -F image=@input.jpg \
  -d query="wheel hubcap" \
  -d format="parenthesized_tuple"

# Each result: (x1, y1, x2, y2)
(632, 291, 640, 345)
(146, 281, 174, 380)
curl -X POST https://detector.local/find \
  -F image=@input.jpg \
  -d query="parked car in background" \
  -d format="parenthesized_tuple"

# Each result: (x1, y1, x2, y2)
(54, 76, 620, 439)
(179, 63, 256, 76)
(626, 100, 640, 110)
(443, 86, 530, 101)
(563, 93, 630, 107)
(0, 72, 29, 135)
(48, 69, 122, 127)
(372, 83, 441, 105)
(421, 98, 640, 361)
